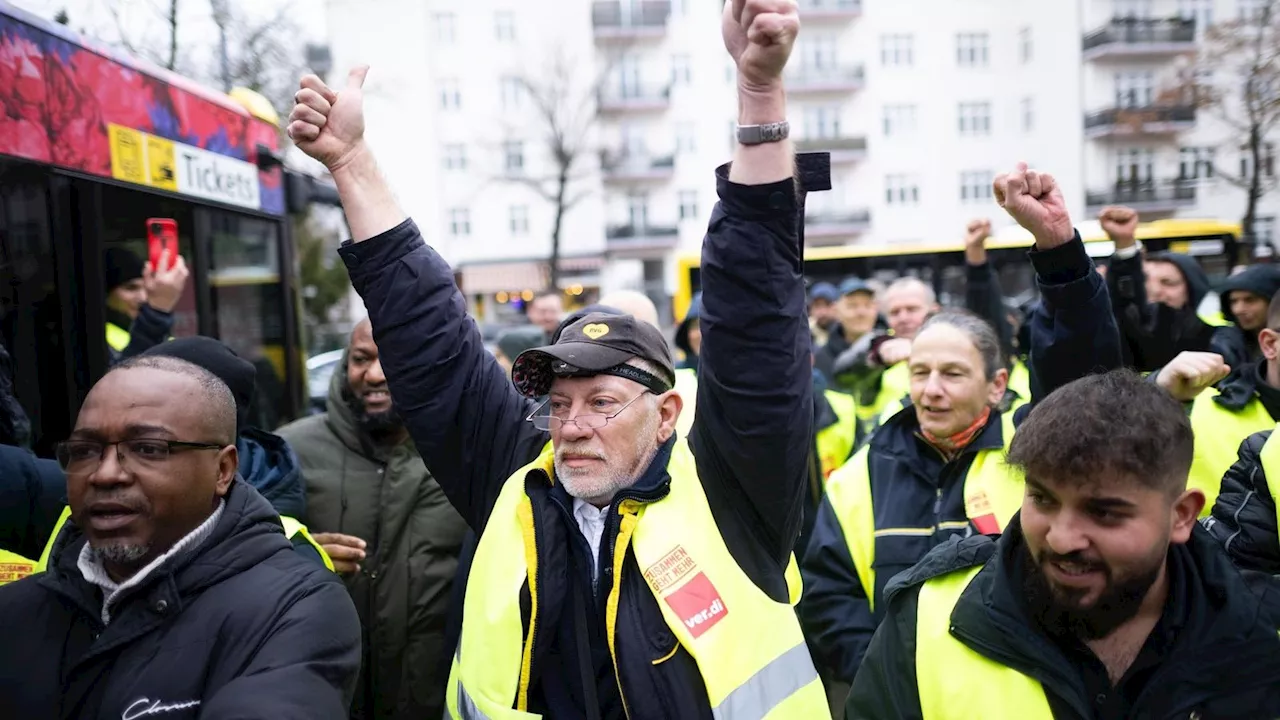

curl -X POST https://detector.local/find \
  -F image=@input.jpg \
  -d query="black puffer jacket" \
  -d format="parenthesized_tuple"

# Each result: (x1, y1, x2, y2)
(1205, 428, 1280, 574)
(0, 479, 361, 719)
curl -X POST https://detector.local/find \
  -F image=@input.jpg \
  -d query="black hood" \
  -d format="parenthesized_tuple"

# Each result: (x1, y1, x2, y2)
(1219, 265, 1280, 325)
(1147, 252, 1212, 310)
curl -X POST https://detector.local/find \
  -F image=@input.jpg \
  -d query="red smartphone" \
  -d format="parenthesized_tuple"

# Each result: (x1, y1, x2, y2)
(146, 218, 178, 272)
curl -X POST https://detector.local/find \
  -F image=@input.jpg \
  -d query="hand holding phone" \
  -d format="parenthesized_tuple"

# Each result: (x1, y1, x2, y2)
(146, 218, 178, 272)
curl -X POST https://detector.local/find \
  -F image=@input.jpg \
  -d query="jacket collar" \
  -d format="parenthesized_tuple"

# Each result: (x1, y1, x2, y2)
(874, 403, 1006, 457)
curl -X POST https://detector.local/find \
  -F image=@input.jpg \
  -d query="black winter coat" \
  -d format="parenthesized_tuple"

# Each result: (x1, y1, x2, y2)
(1206, 427, 1280, 574)
(0, 479, 362, 719)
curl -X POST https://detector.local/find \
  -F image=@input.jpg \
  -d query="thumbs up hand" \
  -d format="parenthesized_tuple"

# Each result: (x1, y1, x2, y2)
(289, 67, 371, 173)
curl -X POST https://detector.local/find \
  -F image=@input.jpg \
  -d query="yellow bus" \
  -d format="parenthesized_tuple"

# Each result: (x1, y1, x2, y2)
(673, 218, 1243, 322)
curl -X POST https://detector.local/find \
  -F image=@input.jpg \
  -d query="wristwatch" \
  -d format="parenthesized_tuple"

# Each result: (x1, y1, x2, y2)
(737, 121, 790, 145)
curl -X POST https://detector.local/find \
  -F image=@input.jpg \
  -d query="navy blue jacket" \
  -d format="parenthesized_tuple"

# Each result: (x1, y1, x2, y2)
(237, 428, 327, 568)
(799, 235, 1124, 684)
(339, 162, 815, 720)
(0, 479, 361, 719)
(0, 444, 64, 561)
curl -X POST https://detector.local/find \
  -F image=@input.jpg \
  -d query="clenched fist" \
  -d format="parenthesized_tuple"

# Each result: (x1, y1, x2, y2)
(1155, 351, 1230, 402)
(723, 0, 800, 90)
(1099, 206, 1139, 249)
(994, 162, 1074, 250)
(289, 67, 370, 174)
(964, 219, 992, 265)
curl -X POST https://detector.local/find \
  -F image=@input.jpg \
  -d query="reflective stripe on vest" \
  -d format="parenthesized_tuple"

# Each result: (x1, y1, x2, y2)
(279, 515, 336, 572)
(675, 368, 698, 438)
(823, 411, 1023, 611)
(1188, 390, 1273, 516)
(445, 439, 826, 719)
(1257, 430, 1280, 534)
(915, 565, 1052, 719)
(36, 505, 73, 573)
(817, 390, 858, 479)
(0, 547, 37, 585)
(106, 322, 131, 352)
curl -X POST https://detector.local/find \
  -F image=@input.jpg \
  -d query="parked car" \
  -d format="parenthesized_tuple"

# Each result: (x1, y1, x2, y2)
(306, 349, 345, 414)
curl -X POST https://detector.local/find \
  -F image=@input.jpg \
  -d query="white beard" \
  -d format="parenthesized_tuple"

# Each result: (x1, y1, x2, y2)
(554, 405, 662, 504)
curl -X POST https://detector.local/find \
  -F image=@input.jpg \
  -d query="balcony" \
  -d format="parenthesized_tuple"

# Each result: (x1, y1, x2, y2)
(600, 152, 676, 183)
(1084, 104, 1195, 139)
(592, 1, 670, 42)
(787, 65, 865, 95)
(795, 135, 867, 164)
(798, 0, 862, 21)
(1082, 17, 1197, 61)
(805, 210, 872, 244)
(1085, 179, 1197, 214)
(597, 85, 671, 114)
(605, 224, 680, 258)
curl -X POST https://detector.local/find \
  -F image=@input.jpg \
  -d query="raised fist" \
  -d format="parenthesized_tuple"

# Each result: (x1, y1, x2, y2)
(289, 67, 370, 173)
(1099, 206, 1139, 248)
(722, 0, 800, 90)
(965, 219, 992, 249)
(878, 337, 912, 367)
(1155, 351, 1230, 402)
(993, 162, 1074, 250)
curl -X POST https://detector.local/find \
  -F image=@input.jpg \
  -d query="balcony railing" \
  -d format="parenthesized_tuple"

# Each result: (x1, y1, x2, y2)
(795, 135, 868, 163)
(1083, 17, 1197, 59)
(806, 210, 872, 241)
(597, 85, 672, 113)
(605, 224, 680, 256)
(798, 0, 862, 20)
(1085, 180, 1197, 211)
(1084, 104, 1196, 137)
(787, 65, 865, 93)
(600, 152, 676, 182)
(592, 1, 671, 40)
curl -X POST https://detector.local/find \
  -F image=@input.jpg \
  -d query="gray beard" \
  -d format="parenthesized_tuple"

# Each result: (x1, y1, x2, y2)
(91, 542, 151, 569)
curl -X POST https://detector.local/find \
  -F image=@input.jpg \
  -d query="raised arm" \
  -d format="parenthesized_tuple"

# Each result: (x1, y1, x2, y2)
(993, 163, 1122, 410)
(962, 219, 1014, 361)
(691, 0, 812, 574)
(288, 69, 547, 532)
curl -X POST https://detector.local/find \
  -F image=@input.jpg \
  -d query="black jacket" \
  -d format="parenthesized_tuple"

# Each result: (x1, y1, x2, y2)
(0, 444, 64, 561)
(799, 236, 1124, 683)
(0, 479, 362, 719)
(847, 517, 1280, 719)
(339, 163, 816, 720)
(106, 305, 174, 366)
(1206, 427, 1280, 574)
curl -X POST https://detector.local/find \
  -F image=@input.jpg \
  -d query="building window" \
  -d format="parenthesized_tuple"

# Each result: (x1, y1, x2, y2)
(439, 79, 461, 110)
(883, 104, 917, 136)
(805, 106, 842, 138)
(434, 12, 456, 43)
(956, 32, 990, 68)
(676, 122, 697, 153)
(1240, 143, 1277, 178)
(1179, 147, 1215, 179)
(503, 141, 524, 175)
(1115, 71, 1155, 107)
(1021, 97, 1035, 132)
(627, 194, 649, 228)
(958, 101, 992, 136)
(960, 170, 994, 202)
(449, 207, 470, 236)
(1178, 0, 1212, 28)
(495, 11, 516, 41)
(1115, 0, 1154, 19)
(885, 174, 920, 205)
(671, 54, 692, 85)
(501, 76, 523, 110)
(509, 205, 529, 235)
(803, 34, 838, 70)
(678, 190, 698, 221)
(442, 143, 467, 170)
(1019, 27, 1032, 63)
(1240, 0, 1268, 22)
(1255, 216, 1276, 245)
(1115, 147, 1155, 185)
(880, 34, 914, 67)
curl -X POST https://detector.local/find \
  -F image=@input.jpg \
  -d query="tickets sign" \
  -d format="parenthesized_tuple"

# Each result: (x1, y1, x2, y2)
(108, 123, 262, 211)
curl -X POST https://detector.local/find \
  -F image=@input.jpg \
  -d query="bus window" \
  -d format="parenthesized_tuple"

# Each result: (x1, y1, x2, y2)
(204, 210, 291, 431)
(0, 160, 71, 456)
(99, 185, 199, 338)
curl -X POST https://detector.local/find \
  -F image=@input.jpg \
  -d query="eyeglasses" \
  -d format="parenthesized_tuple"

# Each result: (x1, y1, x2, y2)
(526, 392, 650, 432)
(55, 439, 226, 474)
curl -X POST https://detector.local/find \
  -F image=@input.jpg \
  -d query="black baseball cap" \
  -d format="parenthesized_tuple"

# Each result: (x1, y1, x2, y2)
(511, 312, 676, 398)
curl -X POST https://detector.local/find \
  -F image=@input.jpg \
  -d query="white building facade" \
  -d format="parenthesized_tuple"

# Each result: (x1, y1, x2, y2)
(323, 0, 1280, 324)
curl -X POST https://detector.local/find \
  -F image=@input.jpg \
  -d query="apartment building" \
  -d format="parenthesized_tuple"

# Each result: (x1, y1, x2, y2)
(324, 0, 1280, 322)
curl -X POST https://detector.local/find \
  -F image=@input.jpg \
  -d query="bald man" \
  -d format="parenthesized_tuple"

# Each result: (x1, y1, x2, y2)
(0, 355, 360, 718)
(598, 290, 660, 328)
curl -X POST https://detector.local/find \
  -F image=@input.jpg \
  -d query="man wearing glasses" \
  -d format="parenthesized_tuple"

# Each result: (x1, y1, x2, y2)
(0, 355, 360, 718)
(287, 1, 828, 717)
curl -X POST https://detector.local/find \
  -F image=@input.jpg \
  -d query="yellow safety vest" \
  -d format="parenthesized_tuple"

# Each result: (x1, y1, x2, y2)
(0, 548, 37, 586)
(1188, 390, 1273, 516)
(36, 505, 333, 573)
(915, 565, 1053, 719)
(674, 367, 697, 438)
(106, 322, 131, 352)
(1255, 429, 1280, 534)
(859, 362, 911, 426)
(445, 440, 826, 719)
(817, 390, 858, 479)
(823, 411, 1023, 610)
(1007, 360, 1031, 412)
(1200, 312, 1231, 328)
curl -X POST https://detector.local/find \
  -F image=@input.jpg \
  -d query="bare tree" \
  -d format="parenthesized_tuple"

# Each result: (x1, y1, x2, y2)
(1186, 0, 1280, 257)
(209, 2, 307, 113)
(106, 0, 182, 72)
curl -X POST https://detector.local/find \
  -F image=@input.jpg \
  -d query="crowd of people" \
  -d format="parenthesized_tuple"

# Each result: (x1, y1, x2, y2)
(0, 1, 1278, 718)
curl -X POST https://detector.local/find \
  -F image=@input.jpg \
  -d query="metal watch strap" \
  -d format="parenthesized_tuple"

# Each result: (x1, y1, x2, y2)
(737, 121, 790, 145)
